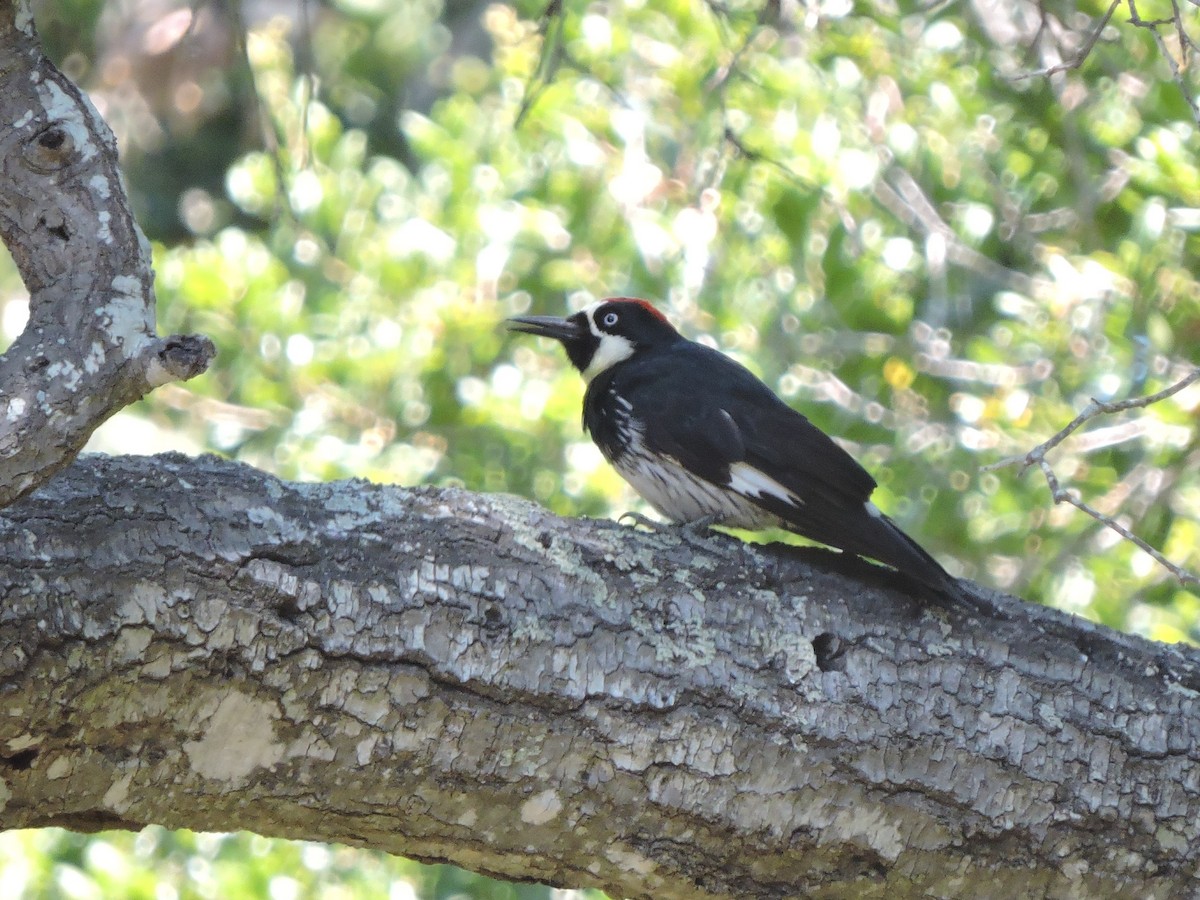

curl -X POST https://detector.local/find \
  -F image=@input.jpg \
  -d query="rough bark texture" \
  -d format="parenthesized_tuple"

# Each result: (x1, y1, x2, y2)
(0, 2, 213, 507)
(1, 454, 1198, 899)
(5, 0, 1198, 895)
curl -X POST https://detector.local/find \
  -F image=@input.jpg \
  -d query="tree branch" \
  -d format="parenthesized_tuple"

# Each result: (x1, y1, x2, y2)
(0, 1, 214, 508)
(1, 454, 1198, 898)
(1129, 0, 1200, 128)
(1008, 0, 1122, 81)
(985, 368, 1200, 586)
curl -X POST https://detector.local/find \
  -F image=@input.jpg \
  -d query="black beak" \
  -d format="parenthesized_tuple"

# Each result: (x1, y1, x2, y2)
(505, 314, 585, 343)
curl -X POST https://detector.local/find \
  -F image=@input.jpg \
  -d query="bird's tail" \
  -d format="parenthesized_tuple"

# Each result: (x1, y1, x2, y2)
(856, 510, 963, 601)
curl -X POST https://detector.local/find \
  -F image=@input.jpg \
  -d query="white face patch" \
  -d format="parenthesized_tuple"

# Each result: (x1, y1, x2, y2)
(727, 461, 803, 507)
(583, 334, 635, 381)
(581, 304, 635, 382)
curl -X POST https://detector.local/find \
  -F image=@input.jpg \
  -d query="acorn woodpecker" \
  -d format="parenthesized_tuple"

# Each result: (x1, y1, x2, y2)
(507, 297, 961, 599)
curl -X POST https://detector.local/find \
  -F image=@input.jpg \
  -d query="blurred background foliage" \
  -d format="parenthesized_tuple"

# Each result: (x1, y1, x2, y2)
(2, 0, 1199, 895)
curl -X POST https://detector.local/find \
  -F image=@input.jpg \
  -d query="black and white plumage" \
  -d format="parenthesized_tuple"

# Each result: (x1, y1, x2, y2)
(507, 297, 961, 599)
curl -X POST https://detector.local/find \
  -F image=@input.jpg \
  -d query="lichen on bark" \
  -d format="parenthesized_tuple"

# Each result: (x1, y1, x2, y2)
(0, 453, 1197, 899)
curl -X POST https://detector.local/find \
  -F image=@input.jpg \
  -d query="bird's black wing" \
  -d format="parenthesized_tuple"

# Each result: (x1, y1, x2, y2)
(610, 343, 959, 596)
(618, 343, 877, 504)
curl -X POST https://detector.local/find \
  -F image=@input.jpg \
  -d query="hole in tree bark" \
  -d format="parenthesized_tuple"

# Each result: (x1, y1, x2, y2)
(275, 594, 302, 620)
(1, 748, 39, 770)
(811, 632, 846, 672)
(44, 810, 144, 833)
(39, 216, 70, 241)
(25, 124, 77, 171)
(482, 603, 504, 634)
(38, 128, 66, 149)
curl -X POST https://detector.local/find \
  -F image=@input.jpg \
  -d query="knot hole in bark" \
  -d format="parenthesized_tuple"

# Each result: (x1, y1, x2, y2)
(811, 632, 847, 672)
(0, 748, 39, 771)
(25, 124, 77, 173)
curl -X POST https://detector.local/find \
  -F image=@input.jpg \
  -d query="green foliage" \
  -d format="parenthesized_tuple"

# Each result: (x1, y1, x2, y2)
(0, 827, 601, 899)
(2, 0, 1200, 893)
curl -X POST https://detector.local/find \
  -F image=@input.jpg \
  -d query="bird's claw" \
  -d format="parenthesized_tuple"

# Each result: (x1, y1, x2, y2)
(618, 511, 663, 531)
(619, 511, 719, 550)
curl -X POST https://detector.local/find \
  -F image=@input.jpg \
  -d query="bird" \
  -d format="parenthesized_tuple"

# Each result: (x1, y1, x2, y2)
(506, 296, 963, 600)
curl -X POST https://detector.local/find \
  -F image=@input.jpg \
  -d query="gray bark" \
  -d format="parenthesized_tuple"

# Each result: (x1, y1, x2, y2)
(1, 453, 1198, 900)
(0, 2, 212, 507)
(3, 1, 1199, 896)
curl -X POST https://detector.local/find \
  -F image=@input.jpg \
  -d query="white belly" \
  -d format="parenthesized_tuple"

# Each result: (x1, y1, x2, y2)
(614, 452, 783, 530)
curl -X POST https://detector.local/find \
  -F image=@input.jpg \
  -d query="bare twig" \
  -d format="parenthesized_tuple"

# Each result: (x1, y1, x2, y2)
(1021, 1, 1053, 68)
(228, 0, 296, 223)
(703, 0, 769, 95)
(1009, 0, 1121, 81)
(1033, 455, 1200, 587)
(1009, 0, 1200, 131)
(1129, 0, 1200, 128)
(1169, 0, 1200, 58)
(515, 0, 567, 127)
(875, 165, 1042, 295)
(722, 127, 806, 188)
(986, 368, 1200, 586)
(987, 368, 1200, 473)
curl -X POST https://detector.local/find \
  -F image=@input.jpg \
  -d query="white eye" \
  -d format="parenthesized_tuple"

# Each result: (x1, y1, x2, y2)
(602, 312, 619, 328)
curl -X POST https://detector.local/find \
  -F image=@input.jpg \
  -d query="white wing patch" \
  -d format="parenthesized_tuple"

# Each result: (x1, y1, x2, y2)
(727, 461, 802, 507)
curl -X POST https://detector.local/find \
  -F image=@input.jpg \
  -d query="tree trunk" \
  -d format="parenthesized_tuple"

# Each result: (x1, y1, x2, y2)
(1, 453, 1197, 899)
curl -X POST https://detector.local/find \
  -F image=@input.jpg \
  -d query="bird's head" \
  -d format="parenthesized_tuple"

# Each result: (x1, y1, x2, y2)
(506, 297, 680, 382)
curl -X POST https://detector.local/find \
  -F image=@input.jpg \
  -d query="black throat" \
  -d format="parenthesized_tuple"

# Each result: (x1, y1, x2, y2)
(581, 365, 627, 460)
(565, 332, 600, 374)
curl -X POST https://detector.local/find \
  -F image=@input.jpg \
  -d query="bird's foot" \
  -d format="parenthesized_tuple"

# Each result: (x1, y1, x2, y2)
(619, 512, 720, 550)
(678, 514, 720, 533)
(618, 511, 664, 531)
(673, 515, 724, 551)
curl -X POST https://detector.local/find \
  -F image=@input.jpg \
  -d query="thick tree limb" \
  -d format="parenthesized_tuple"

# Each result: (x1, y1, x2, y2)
(1, 454, 1197, 899)
(0, 2, 214, 507)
